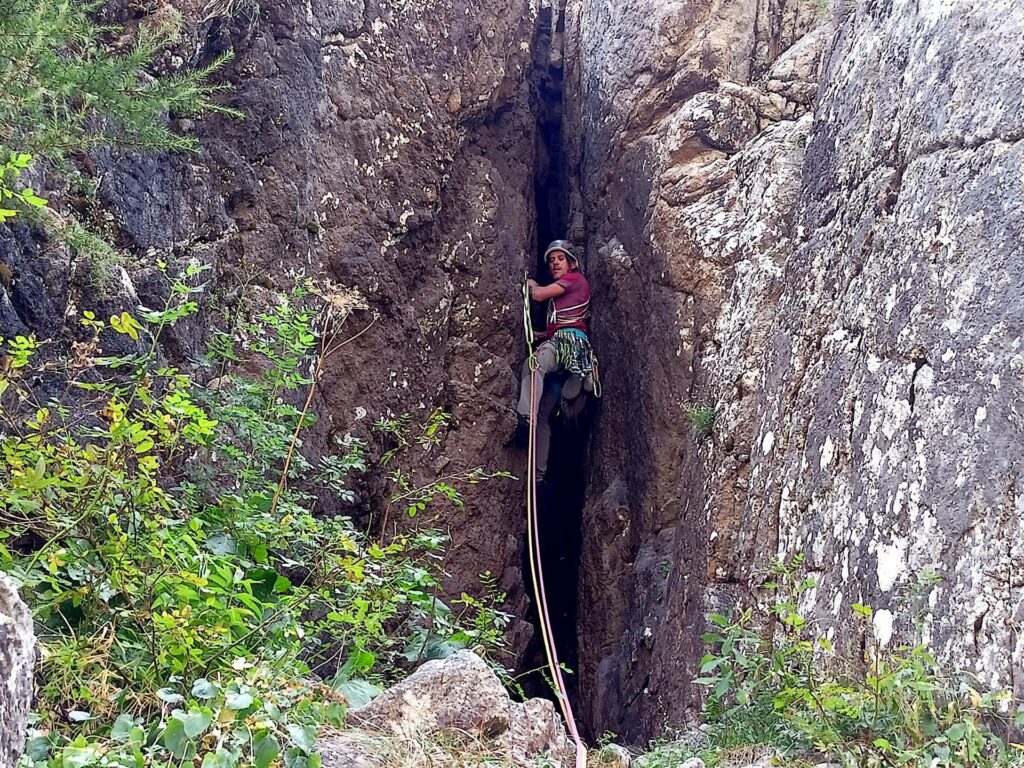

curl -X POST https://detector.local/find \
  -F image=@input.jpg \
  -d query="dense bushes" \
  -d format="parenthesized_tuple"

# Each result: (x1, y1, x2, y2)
(660, 556, 1024, 768)
(2, 270, 511, 767)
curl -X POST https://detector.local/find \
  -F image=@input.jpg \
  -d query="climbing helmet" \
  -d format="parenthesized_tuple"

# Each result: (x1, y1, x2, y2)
(544, 239, 579, 268)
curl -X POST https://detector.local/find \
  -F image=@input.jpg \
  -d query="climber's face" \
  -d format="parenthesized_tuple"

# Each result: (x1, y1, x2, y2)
(547, 251, 570, 280)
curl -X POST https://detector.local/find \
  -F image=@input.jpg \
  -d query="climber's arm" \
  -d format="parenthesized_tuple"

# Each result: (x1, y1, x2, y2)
(527, 279, 567, 302)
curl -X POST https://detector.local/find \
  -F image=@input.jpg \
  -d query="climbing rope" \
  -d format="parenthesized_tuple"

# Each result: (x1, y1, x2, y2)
(522, 277, 588, 768)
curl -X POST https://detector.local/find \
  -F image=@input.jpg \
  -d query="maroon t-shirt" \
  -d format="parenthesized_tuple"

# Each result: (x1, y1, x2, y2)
(545, 270, 590, 336)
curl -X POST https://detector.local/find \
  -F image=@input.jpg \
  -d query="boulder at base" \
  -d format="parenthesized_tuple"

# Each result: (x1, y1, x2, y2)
(319, 650, 573, 767)
(1, 575, 34, 768)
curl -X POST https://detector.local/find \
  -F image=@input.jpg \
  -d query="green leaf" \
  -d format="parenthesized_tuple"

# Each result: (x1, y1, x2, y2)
(24, 735, 51, 761)
(946, 723, 968, 742)
(339, 649, 376, 678)
(206, 533, 238, 555)
(157, 687, 185, 704)
(700, 656, 725, 673)
(162, 718, 190, 758)
(191, 678, 219, 699)
(176, 708, 213, 738)
(110, 714, 137, 741)
(713, 678, 730, 699)
(253, 543, 269, 564)
(58, 745, 100, 768)
(254, 734, 281, 768)
(225, 691, 254, 711)
(287, 724, 317, 754)
(337, 679, 382, 709)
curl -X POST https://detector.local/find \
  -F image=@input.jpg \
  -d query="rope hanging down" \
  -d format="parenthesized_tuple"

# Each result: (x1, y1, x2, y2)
(522, 277, 588, 768)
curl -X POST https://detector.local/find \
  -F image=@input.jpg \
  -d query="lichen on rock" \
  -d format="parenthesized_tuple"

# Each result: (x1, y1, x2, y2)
(1, 575, 34, 768)
(319, 650, 573, 767)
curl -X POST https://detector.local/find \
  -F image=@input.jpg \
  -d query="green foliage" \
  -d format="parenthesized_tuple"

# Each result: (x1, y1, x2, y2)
(1, 272, 512, 767)
(688, 404, 715, 437)
(374, 410, 513, 525)
(0, 0, 240, 163)
(20, 667, 343, 768)
(0, 152, 47, 222)
(692, 556, 1023, 767)
(0, 0, 239, 300)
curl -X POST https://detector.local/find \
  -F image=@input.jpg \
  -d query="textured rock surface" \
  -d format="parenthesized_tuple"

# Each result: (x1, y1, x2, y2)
(564, 0, 1024, 744)
(125, 6, 539, 647)
(1, 576, 33, 768)
(562, 0, 821, 740)
(6, 0, 1024, 751)
(749, 0, 1024, 690)
(319, 650, 573, 767)
(1, 0, 542, 664)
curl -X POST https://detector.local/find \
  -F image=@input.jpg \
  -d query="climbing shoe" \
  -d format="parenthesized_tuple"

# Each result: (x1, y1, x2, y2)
(514, 413, 530, 448)
(562, 373, 583, 401)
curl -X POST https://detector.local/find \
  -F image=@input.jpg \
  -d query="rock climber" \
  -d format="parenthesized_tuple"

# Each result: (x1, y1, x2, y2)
(516, 239, 599, 483)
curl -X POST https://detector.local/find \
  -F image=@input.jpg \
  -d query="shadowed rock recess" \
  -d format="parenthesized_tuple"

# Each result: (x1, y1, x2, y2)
(3, 0, 1024, 751)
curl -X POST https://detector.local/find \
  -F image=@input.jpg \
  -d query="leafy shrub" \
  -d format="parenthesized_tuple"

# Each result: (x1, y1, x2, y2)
(0, 0, 240, 298)
(374, 409, 512, 530)
(694, 556, 1024, 767)
(0, 152, 47, 222)
(1, 270, 512, 767)
(0, 0, 239, 163)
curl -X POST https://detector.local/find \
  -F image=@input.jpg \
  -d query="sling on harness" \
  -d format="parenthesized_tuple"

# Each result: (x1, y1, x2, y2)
(522, 277, 589, 768)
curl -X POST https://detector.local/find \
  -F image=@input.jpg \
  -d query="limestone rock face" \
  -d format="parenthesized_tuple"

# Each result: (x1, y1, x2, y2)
(1, 576, 33, 768)
(564, 0, 1024, 743)
(751, 0, 1024, 690)
(563, 0, 821, 740)
(319, 650, 573, 767)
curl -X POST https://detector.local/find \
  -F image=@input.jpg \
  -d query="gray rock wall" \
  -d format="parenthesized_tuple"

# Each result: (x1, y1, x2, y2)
(565, 0, 1024, 743)
(321, 650, 573, 766)
(562, 0, 820, 740)
(1, 576, 33, 768)
(749, 0, 1024, 691)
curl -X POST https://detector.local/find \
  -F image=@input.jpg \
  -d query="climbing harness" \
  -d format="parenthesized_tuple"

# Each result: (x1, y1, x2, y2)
(522, 277, 589, 768)
(546, 295, 591, 334)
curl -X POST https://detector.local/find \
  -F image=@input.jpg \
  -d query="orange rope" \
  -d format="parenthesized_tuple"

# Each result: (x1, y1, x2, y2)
(524, 280, 588, 768)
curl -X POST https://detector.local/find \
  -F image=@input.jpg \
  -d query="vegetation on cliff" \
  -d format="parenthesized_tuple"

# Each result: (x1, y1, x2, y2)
(634, 557, 1024, 768)
(0, 7, 510, 768)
